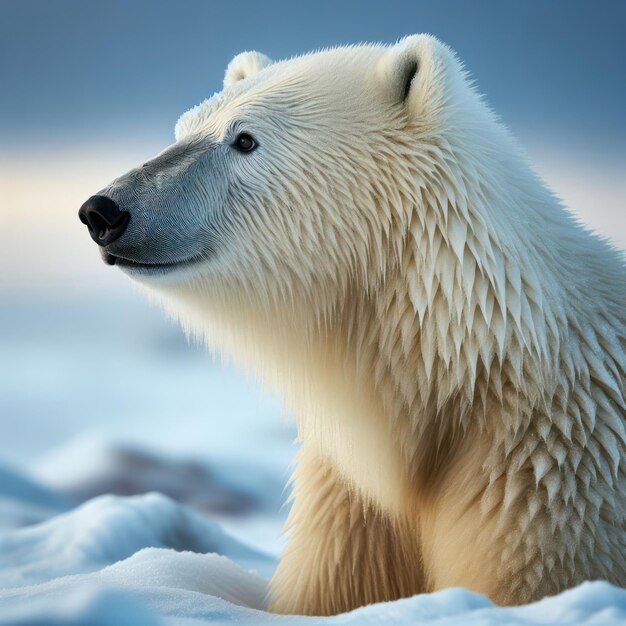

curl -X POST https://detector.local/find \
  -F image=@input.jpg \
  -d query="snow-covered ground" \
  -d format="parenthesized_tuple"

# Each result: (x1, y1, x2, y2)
(1, 146, 625, 624)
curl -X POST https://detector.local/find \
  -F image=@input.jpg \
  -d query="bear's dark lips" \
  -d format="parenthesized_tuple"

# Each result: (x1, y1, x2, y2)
(101, 250, 206, 272)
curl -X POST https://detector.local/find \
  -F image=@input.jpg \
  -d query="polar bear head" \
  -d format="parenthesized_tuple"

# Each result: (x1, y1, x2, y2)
(79, 35, 498, 320)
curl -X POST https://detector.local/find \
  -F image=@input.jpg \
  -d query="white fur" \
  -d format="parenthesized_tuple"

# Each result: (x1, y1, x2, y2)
(125, 35, 625, 614)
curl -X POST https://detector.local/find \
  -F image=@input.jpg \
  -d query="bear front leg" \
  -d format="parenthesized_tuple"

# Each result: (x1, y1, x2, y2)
(269, 451, 424, 616)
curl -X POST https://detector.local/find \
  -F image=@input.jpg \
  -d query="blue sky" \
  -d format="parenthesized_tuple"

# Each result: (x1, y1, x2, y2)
(1, 0, 625, 156)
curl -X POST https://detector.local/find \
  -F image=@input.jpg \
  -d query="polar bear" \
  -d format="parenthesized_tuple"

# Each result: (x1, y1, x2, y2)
(78, 35, 626, 615)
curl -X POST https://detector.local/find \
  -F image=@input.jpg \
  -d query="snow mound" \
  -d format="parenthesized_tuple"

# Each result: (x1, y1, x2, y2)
(0, 463, 69, 530)
(0, 492, 276, 589)
(0, 548, 267, 612)
(0, 464, 68, 510)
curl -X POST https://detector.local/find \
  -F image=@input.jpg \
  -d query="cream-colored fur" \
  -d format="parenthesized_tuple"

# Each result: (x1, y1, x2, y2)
(110, 35, 625, 615)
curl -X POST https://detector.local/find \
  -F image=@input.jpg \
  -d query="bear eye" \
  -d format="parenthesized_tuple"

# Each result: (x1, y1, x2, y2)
(233, 132, 257, 153)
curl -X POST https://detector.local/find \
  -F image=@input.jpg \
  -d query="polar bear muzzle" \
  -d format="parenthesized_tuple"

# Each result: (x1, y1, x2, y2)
(78, 135, 224, 276)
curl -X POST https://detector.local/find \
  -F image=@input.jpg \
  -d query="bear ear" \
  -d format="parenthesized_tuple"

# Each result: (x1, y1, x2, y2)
(224, 51, 273, 88)
(381, 34, 443, 120)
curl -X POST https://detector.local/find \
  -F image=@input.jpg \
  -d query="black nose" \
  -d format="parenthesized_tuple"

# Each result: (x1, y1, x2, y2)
(78, 195, 130, 246)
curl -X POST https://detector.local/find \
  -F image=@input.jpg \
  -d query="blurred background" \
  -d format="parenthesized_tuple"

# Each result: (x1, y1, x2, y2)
(1, 0, 625, 552)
